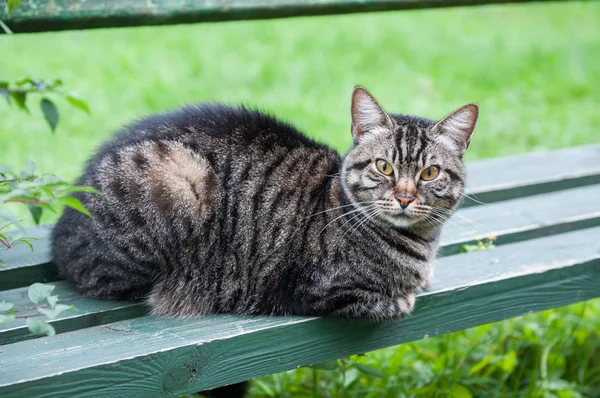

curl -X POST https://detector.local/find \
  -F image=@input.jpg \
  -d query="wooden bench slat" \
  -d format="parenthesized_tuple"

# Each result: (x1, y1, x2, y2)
(463, 144, 600, 206)
(1, 226, 598, 396)
(1, 0, 572, 34)
(0, 226, 54, 291)
(440, 184, 600, 254)
(0, 281, 145, 346)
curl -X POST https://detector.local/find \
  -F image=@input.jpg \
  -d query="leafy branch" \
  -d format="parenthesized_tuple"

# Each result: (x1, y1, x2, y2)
(0, 283, 76, 337)
(0, 78, 89, 132)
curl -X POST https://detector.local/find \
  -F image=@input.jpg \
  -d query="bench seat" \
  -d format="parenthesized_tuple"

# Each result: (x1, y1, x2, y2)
(0, 144, 599, 397)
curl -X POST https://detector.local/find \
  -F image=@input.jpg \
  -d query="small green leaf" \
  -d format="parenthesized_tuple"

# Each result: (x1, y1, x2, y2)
(15, 78, 35, 86)
(460, 244, 480, 253)
(354, 363, 387, 378)
(38, 304, 73, 320)
(252, 379, 276, 397)
(0, 87, 9, 103)
(9, 91, 27, 111)
(65, 95, 90, 114)
(40, 97, 60, 132)
(26, 317, 55, 337)
(13, 237, 35, 251)
(0, 301, 14, 311)
(449, 383, 473, 398)
(0, 210, 24, 231)
(58, 196, 92, 216)
(310, 360, 339, 371)
(0, 163, 11, 175)
(27, 283, 56, 305)
(7, 0, 25, 16)
(27, 205, 44, 225)
(62, 186, 102, 195)
(47, 295, 59, 309)
(25, 158, 37, 174)
(0, 314, 16, 325)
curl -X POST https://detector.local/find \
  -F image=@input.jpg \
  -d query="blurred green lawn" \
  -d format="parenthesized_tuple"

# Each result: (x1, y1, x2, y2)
(2, 1, 599, 397)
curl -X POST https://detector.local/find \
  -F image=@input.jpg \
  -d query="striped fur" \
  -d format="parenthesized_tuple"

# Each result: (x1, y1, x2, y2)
(52, 88, 477, 321)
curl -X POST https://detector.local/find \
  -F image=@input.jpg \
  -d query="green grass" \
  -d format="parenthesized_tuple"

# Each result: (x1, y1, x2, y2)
(2, 1, 600, 397)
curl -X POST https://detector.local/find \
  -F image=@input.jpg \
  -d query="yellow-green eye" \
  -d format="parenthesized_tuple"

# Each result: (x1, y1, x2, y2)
(376, 159, 394, 176)
(421, 166, 440, 181)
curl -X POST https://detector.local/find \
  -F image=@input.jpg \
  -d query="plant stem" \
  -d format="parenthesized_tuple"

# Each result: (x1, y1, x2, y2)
(14, 312, 44, 319)
(4, 198, 49, 206)
(0, 237, 11, 249)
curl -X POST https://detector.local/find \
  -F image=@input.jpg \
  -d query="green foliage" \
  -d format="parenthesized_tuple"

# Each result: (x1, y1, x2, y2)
(0, 282, 76, 337)
(0, 78, 89, 133)
(0, 160, 98, 235)
(461, 236, 497, 253)
(3, 1, 600, 395)
(235, 300, 599, 397)
(4, 0, 23, 17)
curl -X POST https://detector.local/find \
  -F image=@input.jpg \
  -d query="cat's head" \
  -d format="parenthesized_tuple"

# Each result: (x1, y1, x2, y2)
(341, 86, 479, 230)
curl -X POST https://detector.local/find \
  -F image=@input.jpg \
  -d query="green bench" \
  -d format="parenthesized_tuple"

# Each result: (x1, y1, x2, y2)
(1, 144, 600, 396)
(2, 0, 600, 396)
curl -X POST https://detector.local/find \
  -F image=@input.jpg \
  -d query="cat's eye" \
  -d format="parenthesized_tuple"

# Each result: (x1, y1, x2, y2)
(421, 166, 440, 181)
(376, 159, 394, 176)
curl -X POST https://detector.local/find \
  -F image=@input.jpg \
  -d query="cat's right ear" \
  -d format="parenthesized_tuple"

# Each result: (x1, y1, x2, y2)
(351, 86, 393, 143)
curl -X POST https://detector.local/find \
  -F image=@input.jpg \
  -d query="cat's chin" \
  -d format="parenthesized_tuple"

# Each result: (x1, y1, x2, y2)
(380, 212, 420, 229)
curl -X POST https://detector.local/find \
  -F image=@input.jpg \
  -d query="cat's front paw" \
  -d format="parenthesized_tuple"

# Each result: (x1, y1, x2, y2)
(394, 293, 416, 317)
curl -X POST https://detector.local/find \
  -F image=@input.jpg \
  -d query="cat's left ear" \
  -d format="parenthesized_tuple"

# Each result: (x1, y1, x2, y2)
(431, 103, 479, 153)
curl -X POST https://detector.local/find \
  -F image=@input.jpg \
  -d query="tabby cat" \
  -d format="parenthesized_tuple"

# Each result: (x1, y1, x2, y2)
(52, 87, 478, 321)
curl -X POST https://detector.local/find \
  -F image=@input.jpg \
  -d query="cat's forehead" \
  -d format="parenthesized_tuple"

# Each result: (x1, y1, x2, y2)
(389, 115, 436, 163)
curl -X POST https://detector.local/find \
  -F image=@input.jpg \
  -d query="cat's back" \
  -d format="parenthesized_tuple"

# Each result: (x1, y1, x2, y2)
(88, 103, 326, 168)
(52, 103, 339, 302)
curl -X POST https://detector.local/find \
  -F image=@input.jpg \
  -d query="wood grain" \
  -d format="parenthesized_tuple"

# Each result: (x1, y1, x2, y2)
(463, 144, 600, 206)
(0, 281, 145, 345)
(1, 227, 598, 396)
(1, 0, 584, 33)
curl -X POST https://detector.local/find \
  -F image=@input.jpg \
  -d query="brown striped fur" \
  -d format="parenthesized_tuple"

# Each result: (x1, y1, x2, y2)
(52, 87, 478, 321)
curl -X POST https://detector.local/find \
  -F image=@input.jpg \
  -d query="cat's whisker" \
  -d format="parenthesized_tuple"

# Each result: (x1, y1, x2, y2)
(317, 204, 379, 236)
(349, 206, 389, 237)
(427, 208, 482, 234)
(459, 189, 488, 206)
(306, 200, 379, 219)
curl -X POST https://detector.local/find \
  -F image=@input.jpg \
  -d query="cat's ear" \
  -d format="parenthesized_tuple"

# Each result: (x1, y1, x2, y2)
(431, 103, 479, 153)
(351, 86, 393, 143)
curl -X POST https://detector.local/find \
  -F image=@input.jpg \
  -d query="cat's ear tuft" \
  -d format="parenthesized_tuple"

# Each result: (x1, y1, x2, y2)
(431, 103, 479, 153)
(351, 86, 393, 143)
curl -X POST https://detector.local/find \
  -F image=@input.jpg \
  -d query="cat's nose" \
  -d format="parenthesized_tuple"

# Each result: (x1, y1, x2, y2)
(395, 193, 415, 209)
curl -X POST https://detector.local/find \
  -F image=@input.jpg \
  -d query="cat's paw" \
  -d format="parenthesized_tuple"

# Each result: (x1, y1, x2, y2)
(396, 294, 416, 316)
(419, 267, 434, 291)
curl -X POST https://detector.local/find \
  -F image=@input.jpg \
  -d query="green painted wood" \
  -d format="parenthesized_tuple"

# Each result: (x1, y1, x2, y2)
(463, 144, 600, 206)
(0, 0, 584, 33)
(0, 227, 598, 396)
(0, 226, 55, 291)
(4, 180, 599, 343)
(0, 281, 145, 345)
(440, 184, 600, 254)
